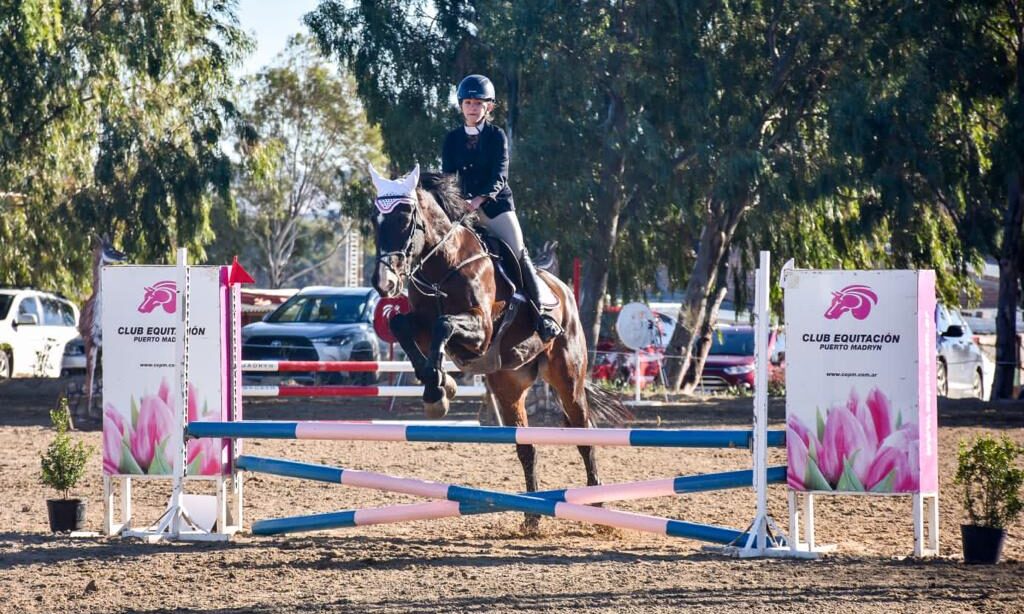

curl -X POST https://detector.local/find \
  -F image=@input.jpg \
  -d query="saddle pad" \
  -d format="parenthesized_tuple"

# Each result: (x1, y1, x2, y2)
(537, 275, 559, 309)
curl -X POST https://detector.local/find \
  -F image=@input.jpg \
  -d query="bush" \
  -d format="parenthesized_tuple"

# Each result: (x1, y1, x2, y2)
(955, 435, 1024, 529)
(40, 399, 94, 499)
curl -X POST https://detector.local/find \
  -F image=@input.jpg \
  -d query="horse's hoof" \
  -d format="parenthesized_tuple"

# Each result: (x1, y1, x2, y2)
(441, 373, 458, 400)
(424, 397, 450, 419)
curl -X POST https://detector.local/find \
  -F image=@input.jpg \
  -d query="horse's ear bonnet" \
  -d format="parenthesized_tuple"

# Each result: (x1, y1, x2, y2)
(369, 164, 420, 214)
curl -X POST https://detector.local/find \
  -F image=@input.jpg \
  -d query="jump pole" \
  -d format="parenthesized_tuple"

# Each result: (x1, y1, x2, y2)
(233, 455, 759, 543)
(242, 385, 488, 398)
(236, 454, 786, 535)
(188, 421, 785, 449)
(240, 360, 460, 373)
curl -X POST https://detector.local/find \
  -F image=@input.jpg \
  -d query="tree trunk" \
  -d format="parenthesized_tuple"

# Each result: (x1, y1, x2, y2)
(994, 170, 1023, 399)
(663, 201, 746, 389)
(993, 32, 1024, 399)
(579, 91, 627, 350)
(681, 282, 728, 394)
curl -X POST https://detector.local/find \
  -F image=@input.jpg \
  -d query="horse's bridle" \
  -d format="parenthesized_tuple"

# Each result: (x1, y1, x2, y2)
(376, 195, 486, 299)
(376, 196, 427, 289)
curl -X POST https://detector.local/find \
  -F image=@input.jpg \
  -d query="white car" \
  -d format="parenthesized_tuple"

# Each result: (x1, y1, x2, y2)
(0, 289, 80, 378)
(936, 304, 988, 400)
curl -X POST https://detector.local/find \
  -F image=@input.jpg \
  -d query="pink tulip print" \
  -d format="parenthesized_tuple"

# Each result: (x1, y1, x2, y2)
(102, 378, 223, 475)
(787, 387, 919, 493)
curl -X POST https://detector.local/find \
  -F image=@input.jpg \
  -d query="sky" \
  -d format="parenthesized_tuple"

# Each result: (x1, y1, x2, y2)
(235, 0, 323, 76)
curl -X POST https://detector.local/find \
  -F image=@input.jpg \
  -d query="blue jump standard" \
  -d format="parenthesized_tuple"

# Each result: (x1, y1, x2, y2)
(188, 421, 786, 449)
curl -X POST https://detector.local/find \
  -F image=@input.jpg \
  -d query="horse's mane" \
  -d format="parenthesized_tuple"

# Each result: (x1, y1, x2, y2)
(419, 171, 470, 221)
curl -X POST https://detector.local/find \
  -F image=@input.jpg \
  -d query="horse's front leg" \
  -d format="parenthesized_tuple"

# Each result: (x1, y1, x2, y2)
(389, 312, 433, 382)
(422, 312, 487, 418)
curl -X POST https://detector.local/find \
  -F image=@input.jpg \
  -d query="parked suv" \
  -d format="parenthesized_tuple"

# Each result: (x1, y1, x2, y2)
(0, 288, 80, 378)
(241, 286, 383, 384)
(936, 304, 987, 399)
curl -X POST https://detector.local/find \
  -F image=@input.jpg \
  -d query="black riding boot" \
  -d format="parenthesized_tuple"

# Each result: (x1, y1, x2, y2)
(519, 250, 564, 342)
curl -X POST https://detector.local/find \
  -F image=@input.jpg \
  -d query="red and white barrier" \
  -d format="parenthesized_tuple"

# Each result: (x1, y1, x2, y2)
(242, 385, 488, 398)
(240, 360, 459, 373)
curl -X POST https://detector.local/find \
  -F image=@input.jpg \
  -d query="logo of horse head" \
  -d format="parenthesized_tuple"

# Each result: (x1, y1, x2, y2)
(138, 281, 177, 314)
(824, 285, 878, 320)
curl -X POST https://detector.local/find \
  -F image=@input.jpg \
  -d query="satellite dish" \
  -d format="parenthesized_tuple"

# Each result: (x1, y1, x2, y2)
(616, 302, 657, 350)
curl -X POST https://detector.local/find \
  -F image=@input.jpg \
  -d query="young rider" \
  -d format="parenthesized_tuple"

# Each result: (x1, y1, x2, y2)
(441, 74, 563, 342)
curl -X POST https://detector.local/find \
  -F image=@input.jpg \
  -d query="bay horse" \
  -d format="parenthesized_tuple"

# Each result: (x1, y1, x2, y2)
(369, 165, 628, 529)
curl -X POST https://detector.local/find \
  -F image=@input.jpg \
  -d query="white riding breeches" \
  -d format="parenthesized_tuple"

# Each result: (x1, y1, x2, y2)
(476, 210, 525, 255)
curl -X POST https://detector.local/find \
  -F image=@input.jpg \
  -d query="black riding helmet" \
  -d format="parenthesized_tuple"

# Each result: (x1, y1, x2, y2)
(457, 74, 495, 102)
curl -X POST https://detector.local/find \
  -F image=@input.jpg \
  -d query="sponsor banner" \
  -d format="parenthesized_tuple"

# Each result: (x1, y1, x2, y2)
(101, 266, 228, 476)
(783, 270, 937, 494)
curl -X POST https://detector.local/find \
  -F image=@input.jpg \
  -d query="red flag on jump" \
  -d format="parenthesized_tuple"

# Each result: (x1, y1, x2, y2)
(228, 256, 255, 285)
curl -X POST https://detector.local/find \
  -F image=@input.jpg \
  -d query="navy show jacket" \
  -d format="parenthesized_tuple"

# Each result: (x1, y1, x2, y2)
(441, 121, 515, 218)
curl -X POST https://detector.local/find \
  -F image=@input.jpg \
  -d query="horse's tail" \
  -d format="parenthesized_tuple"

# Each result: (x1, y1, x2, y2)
(584, 380, 633, 427)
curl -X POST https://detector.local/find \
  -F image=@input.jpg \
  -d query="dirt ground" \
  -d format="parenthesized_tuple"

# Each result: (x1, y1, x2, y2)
(1, 378, 1023, 614)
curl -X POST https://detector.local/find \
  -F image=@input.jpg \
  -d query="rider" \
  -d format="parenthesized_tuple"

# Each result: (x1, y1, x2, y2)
(441, 74, 563, 343)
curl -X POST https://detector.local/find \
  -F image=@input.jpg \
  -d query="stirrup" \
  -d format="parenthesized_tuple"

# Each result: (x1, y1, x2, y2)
(537, 314, 564, 343)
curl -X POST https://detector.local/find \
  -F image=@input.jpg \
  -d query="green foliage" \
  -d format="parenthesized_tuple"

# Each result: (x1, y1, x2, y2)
(0, 0, 252, 299)
(39, 399, 94, 499)
(955, 435, 1024, 529)
(206, 36, 386, 287)
(767, 371, 786, 399)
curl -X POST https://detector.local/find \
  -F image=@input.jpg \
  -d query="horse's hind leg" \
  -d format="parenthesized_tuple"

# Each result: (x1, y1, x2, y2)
(541, 342, 600, 488)
(487, 367, 541, 532)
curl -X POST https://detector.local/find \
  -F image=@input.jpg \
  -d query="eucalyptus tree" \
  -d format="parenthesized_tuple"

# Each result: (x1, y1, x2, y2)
(308, 1, 661, 347)
(218, 37, 386, 288)
(0, 0, 251, 298)
(643, 1, 876, 388)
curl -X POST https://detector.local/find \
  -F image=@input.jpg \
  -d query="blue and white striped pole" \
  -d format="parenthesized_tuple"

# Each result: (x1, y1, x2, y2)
(190, 421, 785, 449)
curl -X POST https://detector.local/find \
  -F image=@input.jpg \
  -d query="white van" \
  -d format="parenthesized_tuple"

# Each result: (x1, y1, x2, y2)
(0, 289, 80, 378)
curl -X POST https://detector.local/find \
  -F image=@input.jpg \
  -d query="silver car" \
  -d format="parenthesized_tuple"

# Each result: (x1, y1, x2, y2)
(241, 286, 383, 384)
(936, 304, 987, 399)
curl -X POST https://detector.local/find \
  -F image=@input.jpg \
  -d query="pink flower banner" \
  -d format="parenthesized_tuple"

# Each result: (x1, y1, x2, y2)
(101, 266, 230, 476)
(783, 270, 938, 494)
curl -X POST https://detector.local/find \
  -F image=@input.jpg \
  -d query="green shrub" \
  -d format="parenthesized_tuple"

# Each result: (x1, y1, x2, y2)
(40, 399, 94, 499)
(955, 435, 1024, 529)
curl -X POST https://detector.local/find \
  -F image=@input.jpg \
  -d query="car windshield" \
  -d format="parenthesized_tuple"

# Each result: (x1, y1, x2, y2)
(0, 295, 12, 320)
(709, 329, 755, 356)
(267, 294, 368, 324)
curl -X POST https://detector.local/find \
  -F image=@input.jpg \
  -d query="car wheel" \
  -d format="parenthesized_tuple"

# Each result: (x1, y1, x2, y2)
(350, 344, 379, 386)
(0, 349, 10, 379)
(937, 359, 949, 397)
(972, 369, 984, 400)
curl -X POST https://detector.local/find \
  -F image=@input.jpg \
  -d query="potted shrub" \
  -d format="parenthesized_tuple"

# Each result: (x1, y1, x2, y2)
(955, 435, 1024, 564)
(40, 399, 94, 532)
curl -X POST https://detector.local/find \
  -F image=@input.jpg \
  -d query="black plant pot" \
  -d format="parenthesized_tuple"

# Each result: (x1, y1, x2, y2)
(46, 498, 86, 533)
(961, 524, 1006, 564)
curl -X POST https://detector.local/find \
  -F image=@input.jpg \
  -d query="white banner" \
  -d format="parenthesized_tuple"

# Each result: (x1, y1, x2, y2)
(784, 269, 937, 494)
(102, 266, 228, 476)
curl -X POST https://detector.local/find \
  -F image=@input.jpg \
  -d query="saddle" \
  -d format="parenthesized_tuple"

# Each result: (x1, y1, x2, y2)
(473, 226, 559, 309)
(447, 225, 558, 375)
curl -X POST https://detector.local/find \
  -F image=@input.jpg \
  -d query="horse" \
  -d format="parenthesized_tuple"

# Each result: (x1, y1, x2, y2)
(369, 165, 629, 530)
(77, 235, 126, 420)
